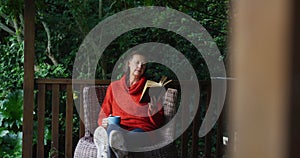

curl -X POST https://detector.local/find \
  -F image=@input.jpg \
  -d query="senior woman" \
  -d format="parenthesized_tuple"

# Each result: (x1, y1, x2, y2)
(94, 52, 164, 158)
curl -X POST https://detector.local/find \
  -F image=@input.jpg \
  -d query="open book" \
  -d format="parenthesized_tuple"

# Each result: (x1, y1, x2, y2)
(139, 76, 172, 103)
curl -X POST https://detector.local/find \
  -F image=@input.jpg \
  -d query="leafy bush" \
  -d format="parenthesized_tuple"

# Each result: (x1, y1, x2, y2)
(0, 36, 24, 99)
(0, 90, 23, 158)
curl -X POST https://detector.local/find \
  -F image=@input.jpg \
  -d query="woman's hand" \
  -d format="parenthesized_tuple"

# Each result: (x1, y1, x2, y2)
(149, 96, 161, 114)
(102, 117, 108, 128)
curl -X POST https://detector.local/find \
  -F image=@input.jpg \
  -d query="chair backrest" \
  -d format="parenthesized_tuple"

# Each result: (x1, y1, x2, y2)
(82, 85, 178, 136)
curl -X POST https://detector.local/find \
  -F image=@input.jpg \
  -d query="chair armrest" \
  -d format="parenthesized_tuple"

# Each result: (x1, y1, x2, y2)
(83, 85, 108, 136)
(163, 88, 178, 123)
(161, 88, 178, 143)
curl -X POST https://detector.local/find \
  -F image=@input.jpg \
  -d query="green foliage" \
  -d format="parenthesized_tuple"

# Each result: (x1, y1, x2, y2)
(101, 27, 212, 80)
(35, 63, 68, 78)
(0, 90, 23, 158)
(0, 0, 23, 18)
(0, 36, 24, 99)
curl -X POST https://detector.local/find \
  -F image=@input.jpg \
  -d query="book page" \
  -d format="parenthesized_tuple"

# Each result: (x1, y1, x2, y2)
(139, 77, 172, 103)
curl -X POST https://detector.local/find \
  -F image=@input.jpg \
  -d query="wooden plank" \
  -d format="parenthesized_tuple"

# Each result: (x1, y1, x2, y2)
(204, 130, 212, 158)
(35, 78, 209, 86)
(204, 129, 212, 158)
(65, 85, 74, 158)
(51, 84, 60, 158)
(216, 112, 224, 157)
(180, 130, 189, 158)
(37, 84, 46, 158)
(204, 85, 212, 158)
(192, 103, 201, 158)
(22, 0, 35, 157)
(35, 78, 111, 85)
(180, 83, 193, 158)
(216, 81, 225, 158)
(79, 85, 85, 138)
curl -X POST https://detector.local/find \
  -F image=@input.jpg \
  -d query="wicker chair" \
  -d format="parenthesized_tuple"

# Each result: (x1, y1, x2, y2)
(74, 85, 178, 158)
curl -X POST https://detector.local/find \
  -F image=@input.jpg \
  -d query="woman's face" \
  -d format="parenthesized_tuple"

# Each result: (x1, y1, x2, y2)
(128, 54, 146, 78)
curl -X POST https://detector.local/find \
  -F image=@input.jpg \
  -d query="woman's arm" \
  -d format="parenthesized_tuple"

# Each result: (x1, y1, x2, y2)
(98, 85, 113, 128)
(148, 96, 164, 128)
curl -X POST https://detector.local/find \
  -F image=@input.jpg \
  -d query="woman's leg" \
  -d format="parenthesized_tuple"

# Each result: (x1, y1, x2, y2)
(94, 126, 110, 158)
(107, 124, 128, 158)
(107, 124, 121, 137)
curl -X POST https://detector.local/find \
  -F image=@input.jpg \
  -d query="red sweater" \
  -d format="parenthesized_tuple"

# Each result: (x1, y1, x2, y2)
(98, 76, 164, 131)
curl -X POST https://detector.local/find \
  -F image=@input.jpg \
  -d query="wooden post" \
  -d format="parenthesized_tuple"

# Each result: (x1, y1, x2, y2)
(23, 0, 35, 158)
(288, 0, 300, 157)
(230, 0, 292, 157)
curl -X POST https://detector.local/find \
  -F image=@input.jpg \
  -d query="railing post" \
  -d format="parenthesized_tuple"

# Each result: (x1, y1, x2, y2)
(192, 81, 203, 158)
(51, 84, 60, 157)
(216, 111, 224, 157)
(204, 84, 212, 158)
(191, 101, 201, 158)
(37, 84, 46, 158)
(79, 85, 85, 138)
(65, 84, 74, 158)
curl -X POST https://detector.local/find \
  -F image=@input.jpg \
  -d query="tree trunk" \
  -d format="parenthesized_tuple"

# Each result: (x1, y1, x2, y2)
(100, 57, 107, 79)
(0, 22, 15, 35)
(13, 17, 22, 43)
(42, 21, 58, 66)
(99, 0, 103, 19)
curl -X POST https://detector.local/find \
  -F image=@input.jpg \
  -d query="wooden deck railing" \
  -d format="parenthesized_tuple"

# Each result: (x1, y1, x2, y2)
(31, 78, 227, 158)
(177, 81, 227, 158)
(34, 78, 110, 158)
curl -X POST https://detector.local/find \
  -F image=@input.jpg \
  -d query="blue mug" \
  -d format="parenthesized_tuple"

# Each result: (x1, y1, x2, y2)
(108, 116, 121, 125)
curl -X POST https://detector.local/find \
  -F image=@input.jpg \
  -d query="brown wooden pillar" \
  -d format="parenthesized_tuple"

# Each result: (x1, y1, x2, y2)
(23, 0, 35, 157)
(230, 0, 292, 157)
